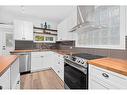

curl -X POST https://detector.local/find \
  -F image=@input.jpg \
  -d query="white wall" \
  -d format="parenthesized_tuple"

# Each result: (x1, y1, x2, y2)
(0, 9, 57, 29)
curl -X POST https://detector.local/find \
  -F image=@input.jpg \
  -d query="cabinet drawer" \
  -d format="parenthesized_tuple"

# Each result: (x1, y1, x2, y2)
(57, 54, 64, 60)
(31, 52, 46, 57)
(89, 65, 127, 89)
(57, 61, 64, 68)
(56, 68, 64, 81)
(89, 79, 107, 89)
(53, 66, 64, 80)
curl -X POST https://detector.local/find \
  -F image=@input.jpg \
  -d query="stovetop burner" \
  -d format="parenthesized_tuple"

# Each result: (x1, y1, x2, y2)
(72, 53, 105, 60)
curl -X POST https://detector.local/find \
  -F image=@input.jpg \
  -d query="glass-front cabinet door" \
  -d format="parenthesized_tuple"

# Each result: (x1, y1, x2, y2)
(2, 31, 14, 55)
(34, 33, 56, 43)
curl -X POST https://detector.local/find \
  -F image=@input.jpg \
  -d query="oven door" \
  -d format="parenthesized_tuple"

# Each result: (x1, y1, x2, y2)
(64, 63, 88, 89)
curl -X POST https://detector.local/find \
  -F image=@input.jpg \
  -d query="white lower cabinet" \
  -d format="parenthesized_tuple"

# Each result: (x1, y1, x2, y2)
(31, 51, 64, 81)
(52, 53, 64, 81)
(31, 51, 54, 72)
(89, 79, 107, 89)
(0, 58, 20, 90)
(10, 58, 20, 89)
(0, 68, 11, 89)
(31, 56, 44, 72)
(89, 64, 127, 89)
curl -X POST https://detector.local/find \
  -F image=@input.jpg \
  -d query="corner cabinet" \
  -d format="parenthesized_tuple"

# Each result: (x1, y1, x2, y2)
(89, 64, 127, 89)
(14, 20, 33, 41)
(31, 51, 64, 81)
(75, 6, 126, 50)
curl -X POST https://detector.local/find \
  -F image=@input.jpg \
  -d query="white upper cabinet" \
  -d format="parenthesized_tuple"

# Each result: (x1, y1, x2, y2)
(23, 21, 33, 40)
(57, 7, 77, 41)
(14, 20, 33, 40)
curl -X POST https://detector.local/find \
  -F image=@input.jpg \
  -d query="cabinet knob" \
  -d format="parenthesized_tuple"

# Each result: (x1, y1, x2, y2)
(58, 71, 60, 73)
(58, 62, 60, 64)
(0, 86, 3, 89)
(102, 73, 109, 79)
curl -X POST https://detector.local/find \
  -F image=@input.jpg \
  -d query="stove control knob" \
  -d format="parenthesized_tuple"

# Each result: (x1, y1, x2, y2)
(78, 60, 80, 63)
(81, 62, 84, 64)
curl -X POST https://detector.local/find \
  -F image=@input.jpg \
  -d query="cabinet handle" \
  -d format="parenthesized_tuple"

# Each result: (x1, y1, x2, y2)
(22, 37, 25, 40)
(0, 86, 3, 89)
(40, 56, 44, 58)
(102, 73, 109, 79)
(17, 81, 20, 84)
(2, 46, 6, 50)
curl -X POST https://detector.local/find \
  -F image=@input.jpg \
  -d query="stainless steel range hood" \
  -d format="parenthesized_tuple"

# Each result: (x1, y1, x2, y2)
(69, 6, 108, 32)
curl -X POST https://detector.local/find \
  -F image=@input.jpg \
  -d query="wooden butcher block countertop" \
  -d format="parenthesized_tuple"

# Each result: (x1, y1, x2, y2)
(10, 49, 79, 55)
(88, 58, 127, 76)
(0, 55, 18, 77)
(10, 49, 39, 53)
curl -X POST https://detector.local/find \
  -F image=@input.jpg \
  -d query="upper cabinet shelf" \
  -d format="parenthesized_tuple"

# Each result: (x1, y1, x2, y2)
(34, 27, 57, 32)
(34, 27, 57, 36)
(33, 31, 57, 36)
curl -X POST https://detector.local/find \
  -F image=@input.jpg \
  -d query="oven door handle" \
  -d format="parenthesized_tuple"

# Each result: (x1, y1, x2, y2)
(64, 60, 87, 74)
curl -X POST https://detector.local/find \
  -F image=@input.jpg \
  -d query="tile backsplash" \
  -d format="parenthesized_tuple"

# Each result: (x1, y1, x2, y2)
(15, 40, 34, 50)
(15, 39, 127, 60)
(58, 40, 127, 60)
(15, 40, 58, 50)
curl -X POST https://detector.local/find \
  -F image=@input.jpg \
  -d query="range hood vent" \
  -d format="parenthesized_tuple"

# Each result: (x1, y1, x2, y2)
(69, 6, 108, 32)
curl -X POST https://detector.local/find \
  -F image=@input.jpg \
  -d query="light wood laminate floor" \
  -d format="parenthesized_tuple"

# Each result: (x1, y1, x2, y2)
(20, 69, 64, 89)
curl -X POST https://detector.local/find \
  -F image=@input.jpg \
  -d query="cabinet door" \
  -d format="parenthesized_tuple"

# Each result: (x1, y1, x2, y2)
(31, 57, 43, 72)
(57, 7, 77, 41)
(57, 19, 69, 41)
(0, 68, 11, 89)
(10, 58, 20, 89)
(0, 29, 3, 55)
(89, 79, 107, 89)
(14, 20, 24, 40)
(23, 21, 33, 40)
(43, 52, 53, 69)
(51, 52, 64, 81)
(2, 31, 14, 56)
(0, 27, 14, 56)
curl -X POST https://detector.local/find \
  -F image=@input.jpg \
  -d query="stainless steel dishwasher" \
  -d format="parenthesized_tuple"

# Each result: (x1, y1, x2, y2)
(14, 52, 31, 74)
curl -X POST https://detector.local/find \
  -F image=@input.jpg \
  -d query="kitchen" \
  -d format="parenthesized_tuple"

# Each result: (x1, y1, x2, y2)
(0, 6, 127, 90)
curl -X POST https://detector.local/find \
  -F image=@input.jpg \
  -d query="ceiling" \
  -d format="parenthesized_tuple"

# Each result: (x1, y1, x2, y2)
(0, 6, 75, 23)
